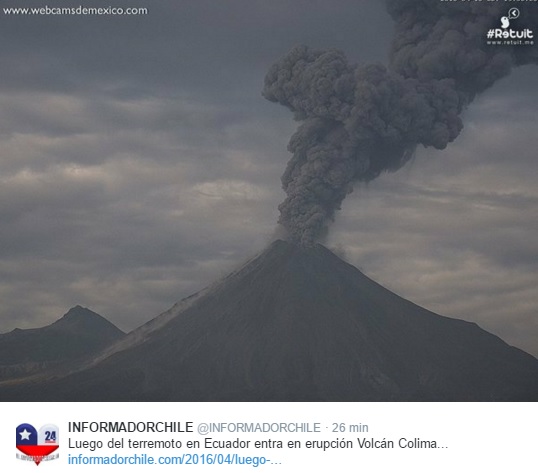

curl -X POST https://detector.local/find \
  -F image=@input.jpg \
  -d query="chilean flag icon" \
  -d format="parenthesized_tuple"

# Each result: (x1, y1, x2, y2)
(16, 423, 59, 465)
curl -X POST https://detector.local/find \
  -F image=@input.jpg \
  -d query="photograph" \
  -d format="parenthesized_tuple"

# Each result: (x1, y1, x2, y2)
(0, 0, 537, 402)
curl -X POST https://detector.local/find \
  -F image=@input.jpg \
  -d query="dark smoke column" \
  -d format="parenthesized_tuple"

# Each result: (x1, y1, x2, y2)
(263, 1, 537, 247)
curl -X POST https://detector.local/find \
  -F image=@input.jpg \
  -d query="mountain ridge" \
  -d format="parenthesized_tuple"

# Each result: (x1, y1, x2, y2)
(0, 306, 125, 382)
(1, 240, 537, 401)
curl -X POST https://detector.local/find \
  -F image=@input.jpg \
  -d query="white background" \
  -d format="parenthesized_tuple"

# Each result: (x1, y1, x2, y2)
(3, 402, 536, 472)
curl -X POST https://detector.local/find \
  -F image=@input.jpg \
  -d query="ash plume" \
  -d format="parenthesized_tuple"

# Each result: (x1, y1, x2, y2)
(263, 1, 537, 246)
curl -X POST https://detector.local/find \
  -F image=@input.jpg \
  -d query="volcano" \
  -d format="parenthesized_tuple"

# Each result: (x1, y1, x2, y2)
(2, 240, 537, 401)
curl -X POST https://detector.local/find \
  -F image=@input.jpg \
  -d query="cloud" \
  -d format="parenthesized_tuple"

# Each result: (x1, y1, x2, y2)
(0, 0, 535, 359)
(329, 83, 538, 356)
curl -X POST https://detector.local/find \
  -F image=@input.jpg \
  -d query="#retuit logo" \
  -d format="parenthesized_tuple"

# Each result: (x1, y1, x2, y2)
(487, 8, 534, 44)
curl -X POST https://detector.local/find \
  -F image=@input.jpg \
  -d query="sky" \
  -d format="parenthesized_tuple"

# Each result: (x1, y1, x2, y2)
(0, 0, 537, 357)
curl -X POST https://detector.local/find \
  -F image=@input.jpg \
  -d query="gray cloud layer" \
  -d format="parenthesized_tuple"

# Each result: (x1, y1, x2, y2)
(0, 1, 536, 356)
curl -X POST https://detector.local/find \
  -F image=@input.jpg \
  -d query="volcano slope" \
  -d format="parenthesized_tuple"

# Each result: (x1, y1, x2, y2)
(2, 240, 537, 401)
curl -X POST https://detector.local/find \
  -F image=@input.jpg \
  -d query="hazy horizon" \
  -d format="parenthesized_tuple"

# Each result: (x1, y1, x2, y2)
(1, 0, 537, 358)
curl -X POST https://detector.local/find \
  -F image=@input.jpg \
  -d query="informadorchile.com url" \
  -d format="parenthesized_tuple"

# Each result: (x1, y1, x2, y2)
(67, 453, 271, 467)
(2, 5, 148, 16)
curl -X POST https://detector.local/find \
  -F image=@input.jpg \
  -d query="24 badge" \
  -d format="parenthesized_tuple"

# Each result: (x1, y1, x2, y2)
(16, 423, 59, 465)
